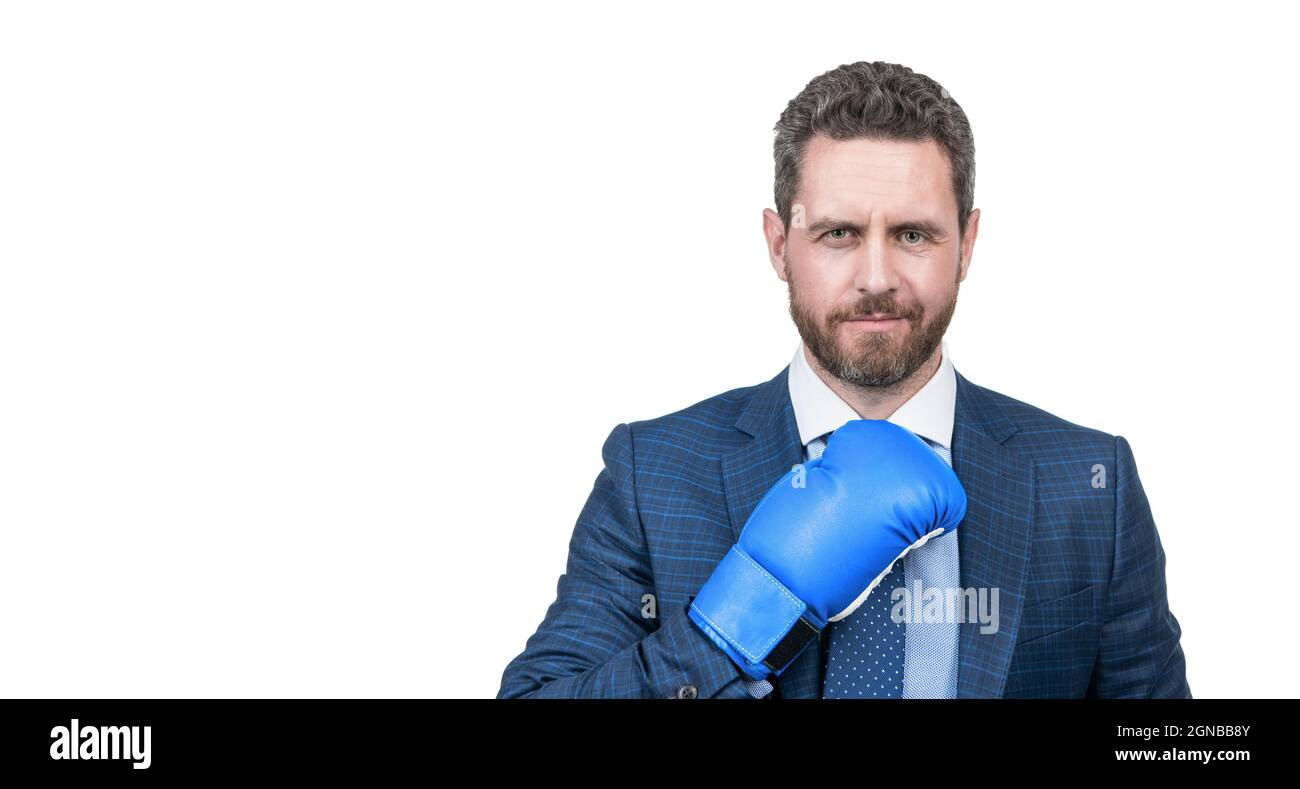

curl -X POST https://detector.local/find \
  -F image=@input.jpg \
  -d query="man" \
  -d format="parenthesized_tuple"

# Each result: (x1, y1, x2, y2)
(497, 61, 1190, 699)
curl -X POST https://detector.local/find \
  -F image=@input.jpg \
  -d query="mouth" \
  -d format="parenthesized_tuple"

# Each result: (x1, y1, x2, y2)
(843, 314, 907, 332)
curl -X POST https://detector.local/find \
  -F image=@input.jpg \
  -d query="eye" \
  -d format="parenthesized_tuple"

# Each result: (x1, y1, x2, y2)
(821, 227, 857, 245)
(901, 230, 927, 245)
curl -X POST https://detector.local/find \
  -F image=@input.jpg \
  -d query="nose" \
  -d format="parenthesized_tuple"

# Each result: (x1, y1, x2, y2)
(850, 234, 901, 296)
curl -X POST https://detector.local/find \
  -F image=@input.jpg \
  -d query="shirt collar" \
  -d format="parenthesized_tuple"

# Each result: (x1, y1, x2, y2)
(787, 339, 957, 450)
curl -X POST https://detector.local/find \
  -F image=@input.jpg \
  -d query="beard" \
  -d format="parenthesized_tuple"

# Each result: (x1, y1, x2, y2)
(786, 257, 959, 389)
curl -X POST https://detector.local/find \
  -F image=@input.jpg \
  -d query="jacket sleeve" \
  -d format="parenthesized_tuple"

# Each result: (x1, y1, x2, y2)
(497, 422, 756, 699)
(1087, 435, 1192, 698)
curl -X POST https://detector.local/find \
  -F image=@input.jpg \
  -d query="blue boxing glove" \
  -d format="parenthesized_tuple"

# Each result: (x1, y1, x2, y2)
(687, 419, 967, 681)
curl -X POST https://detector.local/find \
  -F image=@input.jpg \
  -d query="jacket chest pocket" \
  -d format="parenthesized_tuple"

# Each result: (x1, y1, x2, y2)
(1016, 584, 1095, 645)
(1004, 585, 1099, 698)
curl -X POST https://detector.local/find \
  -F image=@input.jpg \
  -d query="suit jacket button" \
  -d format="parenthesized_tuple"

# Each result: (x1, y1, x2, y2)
(677, 684, 698, 699)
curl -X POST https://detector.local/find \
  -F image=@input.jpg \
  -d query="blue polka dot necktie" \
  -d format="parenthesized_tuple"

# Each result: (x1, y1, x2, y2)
(807, 432, 906, 698)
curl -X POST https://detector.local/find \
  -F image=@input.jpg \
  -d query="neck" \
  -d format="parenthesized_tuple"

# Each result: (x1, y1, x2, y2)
(804, 344, 943, 420)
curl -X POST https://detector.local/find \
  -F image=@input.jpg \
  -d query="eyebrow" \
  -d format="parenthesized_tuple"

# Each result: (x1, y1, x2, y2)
(805, 216, 949, 239)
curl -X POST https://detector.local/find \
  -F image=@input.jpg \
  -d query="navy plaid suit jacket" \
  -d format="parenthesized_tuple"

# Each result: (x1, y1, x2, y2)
(497, 365, 1191, 699)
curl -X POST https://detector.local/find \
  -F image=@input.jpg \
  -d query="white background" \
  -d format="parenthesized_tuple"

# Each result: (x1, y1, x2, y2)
(1, 1, 1296, 698)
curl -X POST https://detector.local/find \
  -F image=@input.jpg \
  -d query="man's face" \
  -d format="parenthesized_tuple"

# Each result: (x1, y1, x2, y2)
(764, 136, 979, 388)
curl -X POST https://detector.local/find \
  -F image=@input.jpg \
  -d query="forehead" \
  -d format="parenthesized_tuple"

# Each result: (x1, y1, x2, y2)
(798, 135, 955, 219)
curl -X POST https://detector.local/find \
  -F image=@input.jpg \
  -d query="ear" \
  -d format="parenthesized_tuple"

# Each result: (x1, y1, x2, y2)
(762, 208, 789, 282)
(957, 207, 980, 283)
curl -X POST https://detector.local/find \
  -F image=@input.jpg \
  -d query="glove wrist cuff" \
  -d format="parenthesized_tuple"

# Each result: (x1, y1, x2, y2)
(688, 545, 824, 678)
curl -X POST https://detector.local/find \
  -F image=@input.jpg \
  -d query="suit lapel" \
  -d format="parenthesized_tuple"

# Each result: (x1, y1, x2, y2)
(721, 367, 804, 545)
(951, 372, 1036, 698)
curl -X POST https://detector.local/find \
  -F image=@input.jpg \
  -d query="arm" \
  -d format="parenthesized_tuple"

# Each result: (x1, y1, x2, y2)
(496, 422, 756, 699)
(1086, 435, 1192, 698)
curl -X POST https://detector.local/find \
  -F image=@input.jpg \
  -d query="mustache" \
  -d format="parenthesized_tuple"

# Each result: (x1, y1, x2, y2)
(828, 297, 922, 323)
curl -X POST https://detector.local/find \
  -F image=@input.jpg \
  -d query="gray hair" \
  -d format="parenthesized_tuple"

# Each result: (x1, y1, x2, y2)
(773, 61, 976, 238)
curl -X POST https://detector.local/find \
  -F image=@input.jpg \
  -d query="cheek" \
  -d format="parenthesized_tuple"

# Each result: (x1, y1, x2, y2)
(906, 273, 952, 308)
(795, 282, 843, 325)
(791, 261, 853, 306)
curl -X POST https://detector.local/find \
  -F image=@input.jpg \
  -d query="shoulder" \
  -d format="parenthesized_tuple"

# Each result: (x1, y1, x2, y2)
(960, 375, 1120, 459)
(629, 381, 762, 441)
(600, 369, 785, 466)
